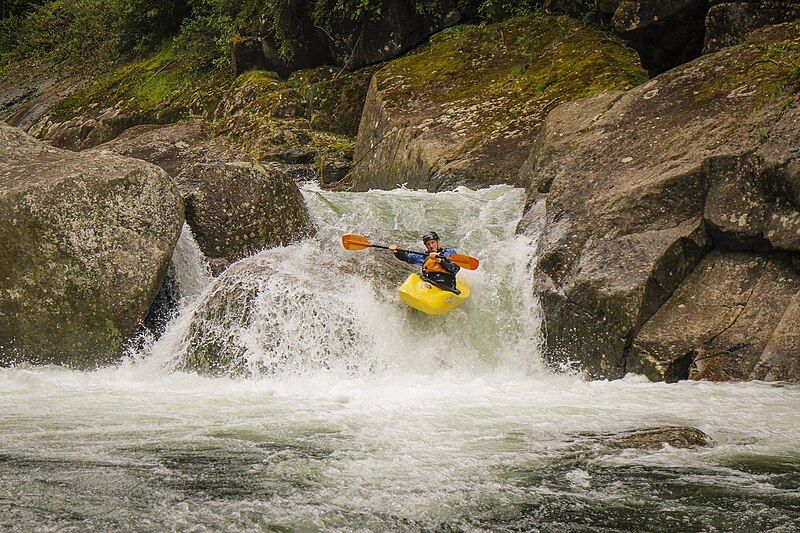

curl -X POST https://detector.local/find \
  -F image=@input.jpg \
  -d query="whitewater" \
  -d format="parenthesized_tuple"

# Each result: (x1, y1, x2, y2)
(1, 185, 798, 531)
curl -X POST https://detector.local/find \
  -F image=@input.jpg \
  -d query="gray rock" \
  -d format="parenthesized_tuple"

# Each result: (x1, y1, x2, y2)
(521, 21, 800, 381)
(628, 252, 800, 382)
(0, 123, 183, 367)
(94, 120, 243, 179)
(704, 2, 800, 54)
(177, 162, 315, 273)
(751, 292, 800, 381)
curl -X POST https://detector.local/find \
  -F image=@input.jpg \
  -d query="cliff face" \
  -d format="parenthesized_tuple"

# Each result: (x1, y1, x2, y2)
(519, 21, 800, 381)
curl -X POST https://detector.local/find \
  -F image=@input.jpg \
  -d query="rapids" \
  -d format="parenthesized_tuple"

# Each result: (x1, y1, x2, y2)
(1, 185, 799, 531)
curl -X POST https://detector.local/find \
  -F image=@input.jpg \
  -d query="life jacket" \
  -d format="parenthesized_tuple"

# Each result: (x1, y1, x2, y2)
(423, 256, 450, 275)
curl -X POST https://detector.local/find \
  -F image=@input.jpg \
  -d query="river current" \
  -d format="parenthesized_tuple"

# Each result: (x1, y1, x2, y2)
(2, 185, 799, 531)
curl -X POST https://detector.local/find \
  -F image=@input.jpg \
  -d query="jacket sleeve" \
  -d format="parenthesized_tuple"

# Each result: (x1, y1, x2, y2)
(440, 250, 461, 274)
(394, 250, 426, 265)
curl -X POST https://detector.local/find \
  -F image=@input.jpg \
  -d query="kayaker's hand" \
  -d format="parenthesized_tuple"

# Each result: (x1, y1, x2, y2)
(429, 252, 440, 260)
(389, 244, 398, 253)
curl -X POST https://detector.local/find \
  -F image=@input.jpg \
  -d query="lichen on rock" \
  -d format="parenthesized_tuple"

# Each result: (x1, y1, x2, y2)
(0, 123, 184, 368)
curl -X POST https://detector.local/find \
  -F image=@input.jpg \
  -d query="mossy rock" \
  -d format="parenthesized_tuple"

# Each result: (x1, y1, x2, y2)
(213, 64, 376, 163)
(27, 43, 232, 151)
(350, 12, 647, 192)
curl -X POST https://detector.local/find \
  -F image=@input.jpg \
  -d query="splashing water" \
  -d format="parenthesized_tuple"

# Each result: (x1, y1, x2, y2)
(1, 185, 798, 531)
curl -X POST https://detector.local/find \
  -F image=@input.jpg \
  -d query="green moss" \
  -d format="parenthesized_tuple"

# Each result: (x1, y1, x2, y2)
(213, 63, 374, 160)
(377, 13, 646, 112)
(696, 39, 800, 103)
(52, 42, 232, 125)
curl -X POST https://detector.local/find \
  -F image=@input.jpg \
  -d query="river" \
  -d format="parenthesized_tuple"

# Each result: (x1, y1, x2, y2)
(1, 185, 798, 531)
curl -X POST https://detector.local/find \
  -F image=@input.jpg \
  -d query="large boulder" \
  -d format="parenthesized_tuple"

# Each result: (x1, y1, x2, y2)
(703, 2, 800, 54)
(173, 250, 383, 377)
(351, 13, 647, 192)
(232, 0, 462, 77)
(0, 123, 183, 367)
(611, 0, 710, 74)
(177, 162, 315, 273)
(520, 21, 800, 381)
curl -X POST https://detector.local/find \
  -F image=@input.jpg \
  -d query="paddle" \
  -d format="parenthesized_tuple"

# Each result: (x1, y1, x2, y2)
(341, 234, 480, 270)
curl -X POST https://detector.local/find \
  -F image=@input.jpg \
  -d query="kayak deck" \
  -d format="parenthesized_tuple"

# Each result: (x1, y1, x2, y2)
(398, 273, 471, 316)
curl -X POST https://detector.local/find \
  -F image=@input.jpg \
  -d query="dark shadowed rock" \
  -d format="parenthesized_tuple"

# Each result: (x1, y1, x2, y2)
(0, 123, 183, 367)
(177, 162, 314, 273)
(521, 21, 800, 381)
(545, 0, 592, 15)
(351, 13, 646, 192)
(612, 0, 710, 74)
(239, 0, 462, 77)
(704, 2, 800, 54)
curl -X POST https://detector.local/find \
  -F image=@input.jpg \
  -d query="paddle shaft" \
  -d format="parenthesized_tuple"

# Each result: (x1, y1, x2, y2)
(369, 243, 450, 259)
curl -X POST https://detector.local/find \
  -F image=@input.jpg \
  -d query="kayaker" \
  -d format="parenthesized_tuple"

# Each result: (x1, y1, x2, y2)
(389, 232, 461, 294)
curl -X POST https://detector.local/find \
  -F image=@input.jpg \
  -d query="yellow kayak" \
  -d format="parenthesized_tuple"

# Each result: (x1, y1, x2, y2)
(398, 274, 471, 316)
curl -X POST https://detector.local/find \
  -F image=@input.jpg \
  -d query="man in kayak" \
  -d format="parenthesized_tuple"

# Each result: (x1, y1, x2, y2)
(389, 231, 461, 294)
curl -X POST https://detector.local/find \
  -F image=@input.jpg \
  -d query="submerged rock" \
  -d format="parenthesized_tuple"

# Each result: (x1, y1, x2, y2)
(177, 162, 315, 273)
(176, 252, 372, 377)
(0, 123, 183, 367)
(351, 13, 646, 192)
(521, 21, 800, 381)
(602, 426, 713, 450)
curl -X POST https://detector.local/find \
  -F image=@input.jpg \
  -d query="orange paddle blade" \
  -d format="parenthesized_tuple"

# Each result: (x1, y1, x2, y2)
(342, 234, 373, 251)
(449, 253, 479, 270)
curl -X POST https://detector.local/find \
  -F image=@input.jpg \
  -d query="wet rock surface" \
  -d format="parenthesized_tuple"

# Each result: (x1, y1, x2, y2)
(177, 162, 315, 273)
(0, 123, 183, 367)
(521, 21, 800, 381)
(599, 426, 713, 450)
(351, 13, 646, 192)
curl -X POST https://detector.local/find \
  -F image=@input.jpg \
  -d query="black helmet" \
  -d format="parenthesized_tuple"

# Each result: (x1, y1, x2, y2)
(422, 231, 440, 243)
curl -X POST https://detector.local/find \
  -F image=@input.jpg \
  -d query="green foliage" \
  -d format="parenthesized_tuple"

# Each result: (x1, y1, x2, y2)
(475, 0, 539, 21)
(1, 0, 541, 72)
(3, 0, 187, 67)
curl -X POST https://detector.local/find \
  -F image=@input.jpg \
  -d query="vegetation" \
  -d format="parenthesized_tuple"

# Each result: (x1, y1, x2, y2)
(1, 0, 543, 74)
